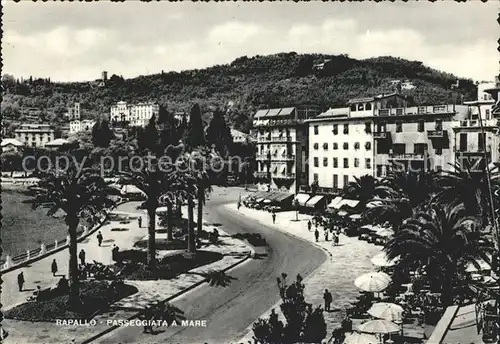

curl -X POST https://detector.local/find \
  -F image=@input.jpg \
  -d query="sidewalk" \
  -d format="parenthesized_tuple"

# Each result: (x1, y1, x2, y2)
(228, 204, 382, 343)
(2, 202, 252, 344)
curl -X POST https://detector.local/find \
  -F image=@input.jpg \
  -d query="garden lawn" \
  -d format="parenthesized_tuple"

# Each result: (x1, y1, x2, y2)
(1, 189, 69, 261)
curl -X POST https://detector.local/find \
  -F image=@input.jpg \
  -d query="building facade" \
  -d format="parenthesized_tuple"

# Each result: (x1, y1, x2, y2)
(231, 128, 256, 144)
(69, 120, 96, 134)
(253, 107, 318, 193)
(110, 101, 159, 127)
(307, 107, 375, 194)
(14, 124, 55, 148)
(65, 103, 81, 121)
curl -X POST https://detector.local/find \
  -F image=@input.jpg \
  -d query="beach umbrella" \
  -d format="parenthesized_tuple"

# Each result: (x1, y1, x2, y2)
(357, 319, 400, 334)
(367, 302, 404, 322)
(263, 199, 272, 204)
(343, 332, 379, 344)
(355, 272, 391, 292)
(371, 253, 399, 268)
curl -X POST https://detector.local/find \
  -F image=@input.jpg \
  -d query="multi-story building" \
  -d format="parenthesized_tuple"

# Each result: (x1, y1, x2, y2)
(253, 107, 319, 193)
(14, 124, 55, 148)
(230, 128, 256, 144)
(110, 101, 159, 127)
(69, 120, 96, 134)
(65, 103, 81, 121)
(306, 107, 375, 194)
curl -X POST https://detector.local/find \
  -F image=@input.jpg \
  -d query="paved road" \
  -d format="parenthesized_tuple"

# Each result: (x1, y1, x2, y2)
(95, 187, 327, 344)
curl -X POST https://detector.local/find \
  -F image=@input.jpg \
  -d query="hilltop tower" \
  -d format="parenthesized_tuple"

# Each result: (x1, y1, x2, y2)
(102, 71, 108, 82)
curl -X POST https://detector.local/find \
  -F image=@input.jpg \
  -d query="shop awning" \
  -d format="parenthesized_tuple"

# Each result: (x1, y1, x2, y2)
(274, 193, 294, 203)
(341, 199, 360, 208)
(328, 196, 343, 208)
(250, 191, 266, 199)
(349, 214, 362, 220)
(338, 210, 348, 217)
(305, 195, 324, 208)
(294, 193, 311, 206)
(256, 198, 265, 203)
(366, 200, 383, 208)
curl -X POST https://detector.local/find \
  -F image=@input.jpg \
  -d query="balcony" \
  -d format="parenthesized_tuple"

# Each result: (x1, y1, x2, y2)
(271, 136, 293, 142)
(273, 155, 295, 162)
(388, 153, 426, 160)
(255, 171, 270, 178)
(256, 154, 270, 161)
(377, 108, 405, 116)
(453, 119, 499, 129)
(258, 135, 271, 142)
(373, 131, 389, 139)
(427, 130, 444, 138)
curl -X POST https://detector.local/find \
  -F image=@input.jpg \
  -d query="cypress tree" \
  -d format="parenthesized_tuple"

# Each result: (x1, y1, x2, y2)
(185, 104, 205, 152)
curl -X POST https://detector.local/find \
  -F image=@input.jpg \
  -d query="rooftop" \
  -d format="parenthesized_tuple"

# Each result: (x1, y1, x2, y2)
(1, 138, 24, 147)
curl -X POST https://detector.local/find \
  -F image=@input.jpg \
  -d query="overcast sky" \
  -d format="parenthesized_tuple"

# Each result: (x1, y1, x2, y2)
(3, 1, 499, 82)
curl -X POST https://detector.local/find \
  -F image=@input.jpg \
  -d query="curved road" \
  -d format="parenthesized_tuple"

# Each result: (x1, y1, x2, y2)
(96, 187, 327, 344)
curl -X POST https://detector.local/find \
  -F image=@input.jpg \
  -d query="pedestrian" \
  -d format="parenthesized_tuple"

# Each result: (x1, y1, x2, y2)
(51, 258, 58, 276)
(138, 216, 142, 228)
(334, 233, 340, 246)
(142, 306, 154, 333)
(314, 229, 319, 242)
(324, 231, 329, 242)
(307, 220, 312, 231)
(79, 249, 86, 266)
(272, 212, 276, 224)
(97, 231, 103, 247)
(323, 289, 333, 312)
(17, 271, 25, 291)
(237, 201, 241, 211)
(112, 244, 119, 261)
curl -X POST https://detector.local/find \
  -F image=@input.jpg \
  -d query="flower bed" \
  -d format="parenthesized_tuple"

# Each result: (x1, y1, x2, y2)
(4, 281, 138, 322)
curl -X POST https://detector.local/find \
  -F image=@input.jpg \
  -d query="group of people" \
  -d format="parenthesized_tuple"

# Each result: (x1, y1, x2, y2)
(309, 220, 341, 246)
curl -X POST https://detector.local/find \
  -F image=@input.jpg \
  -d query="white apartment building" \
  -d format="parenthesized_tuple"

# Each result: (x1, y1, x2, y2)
(307, 107, 375, 193)
(231, 128, 256, 144)
(110, 101, 159, 127)
(14, 124, 55, 148)
(69, 120, 96, 134)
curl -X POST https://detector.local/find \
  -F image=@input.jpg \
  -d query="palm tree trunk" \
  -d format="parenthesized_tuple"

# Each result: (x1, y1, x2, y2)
(67, 215, 80, 308)
(197, 185, 204, 236)
(147, 207, 156, 272)
(187, 194, 196, 253)
(176, 197, 182, 219)
(167, 202, 173, 241)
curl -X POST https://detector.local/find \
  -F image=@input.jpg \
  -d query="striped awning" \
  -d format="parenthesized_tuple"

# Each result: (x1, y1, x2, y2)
(305, 195, 324, 208)
(328, 196, 343, 208)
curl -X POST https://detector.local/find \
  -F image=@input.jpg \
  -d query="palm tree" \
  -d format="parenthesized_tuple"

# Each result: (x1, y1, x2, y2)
(343, 175, 378, 206)
(432, 161, 499, 226)
(30, 164, 117, 307)
(385, 203, 494, 306)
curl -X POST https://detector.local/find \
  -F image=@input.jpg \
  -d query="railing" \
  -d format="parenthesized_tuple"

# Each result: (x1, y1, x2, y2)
(373, 131, 389, 139)
(388, 153, 426, 160)
(273, 155, 295, 162)
(454, 119, 499, 128)
(427, 130, 444, 138)
(375, 105, 455, 117)
(273, 173, 295, 179)
(256, 154, 270, 161)
(271, 136, 293, 142)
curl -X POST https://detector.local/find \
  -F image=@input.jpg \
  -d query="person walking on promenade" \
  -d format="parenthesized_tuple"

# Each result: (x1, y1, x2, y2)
(17, 271, 25, 291)
(97, 231, 103, 247)
(307, 220, 312, 232)
(112, 244, 119, 261)
(142, 306, 155, 334)
(138, 216, 142, 228)
(323, 289, 333, 312)
(314, 229, 319, 242)
(272, 211, 276, 224)
(79, 249, 86, 266)
(51, 259, 58, 276)
(324, 231, 329, 242)
(334, 233, 340, 246)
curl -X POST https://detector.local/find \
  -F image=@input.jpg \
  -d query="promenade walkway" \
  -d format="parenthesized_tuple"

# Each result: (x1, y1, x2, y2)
(2, 201, 252, 344)
(228, 204, 382, 343)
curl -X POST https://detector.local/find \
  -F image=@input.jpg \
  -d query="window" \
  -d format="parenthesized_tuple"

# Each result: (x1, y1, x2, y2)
(323, 158, 328, 167)
(396, 121, 402, 133)
(478, 133, 486, 151)
(436, 165, 443, 172)
(417, 120, 425, 132)
(323, 143, 328, 150)
(365, 103, 372, 111)
(393, 144, 406, 154)
(376, 165, 383, 177)
(313, 173, 319, 182)
(314, 157, 319, 167)
(313, 143, 319, 150)
(314, 126, 318, 135)
(333, 175, 338, 189)
(485, 109, 491, 119)
(343, 158, 349, 168)
(354, 142, 360, 150)
(350, 104, 357, 112)
(333, 143, 338, 150)
(357, 104, 364, 111)
(435, 119, 443, 131)
(343, 142, 349, 150)
(365, 122, 372, 133)
(366, 158, 371, 169)
(414, 143, 428, 155)
(365, 142, 372, 150)
(459, 133, 467, 152)
(333, 158, 338, 168)
(343, 175, 349, 187)
(354, 158, 359, 168)
(333, 124, 338, 135)
(343, 124, 349, 134)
